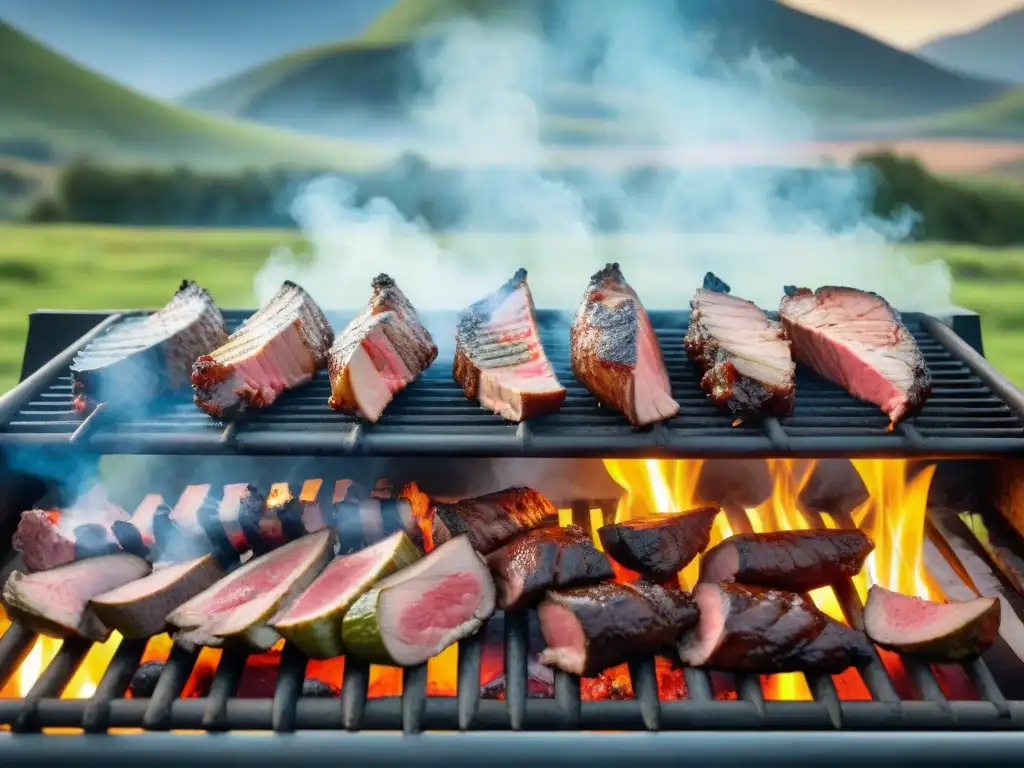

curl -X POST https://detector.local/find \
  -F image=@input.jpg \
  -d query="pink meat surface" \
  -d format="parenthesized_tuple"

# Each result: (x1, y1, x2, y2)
(276, 547, 379, 621)
(396, 571, 483, 647)
(537, 601, 587, 675)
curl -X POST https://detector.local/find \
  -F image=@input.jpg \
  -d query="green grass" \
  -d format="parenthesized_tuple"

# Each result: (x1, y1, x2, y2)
(0, 225, 1022, 394)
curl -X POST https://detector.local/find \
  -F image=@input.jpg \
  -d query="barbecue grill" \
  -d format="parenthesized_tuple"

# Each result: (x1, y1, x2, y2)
(3, 305, 1024, 765)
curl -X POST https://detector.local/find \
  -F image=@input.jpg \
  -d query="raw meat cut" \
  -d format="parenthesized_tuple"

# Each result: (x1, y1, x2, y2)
(598, 507, 720, 579)
(571, 263, 679, 427)
(427, 486, 557, 555)
(341, 535, 496, 666)
(779, 285, 931, 426)
(192, 280, 334, 420)
(699, 529, 875, 593)
(453, 268, 566, 422)
(2, 554, 152, 641)
(487, 524, 614, 611)
(678, 582, 873, 674)
(684, 272, 795, 418)
(863, 586, 1000, 662)
(327, 274, 437, 422)
(538, 581, 699, 677)
(71, 280, 228, 412)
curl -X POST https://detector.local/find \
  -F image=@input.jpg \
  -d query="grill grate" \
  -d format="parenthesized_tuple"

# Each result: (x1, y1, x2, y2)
(1, 310, 1023, 458)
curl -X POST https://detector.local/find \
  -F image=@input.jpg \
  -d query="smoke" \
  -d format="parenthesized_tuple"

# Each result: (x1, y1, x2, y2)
(254, 1, 952, 315)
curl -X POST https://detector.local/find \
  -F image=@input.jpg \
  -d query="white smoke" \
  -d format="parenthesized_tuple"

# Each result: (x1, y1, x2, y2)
(254, 2, 952, 314)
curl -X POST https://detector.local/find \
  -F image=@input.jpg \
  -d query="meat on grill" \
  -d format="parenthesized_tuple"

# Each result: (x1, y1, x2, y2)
(678, 582, 874, 674)
(778, 285, 932, 427)
(2, 554, 152, 641)
(192, 280, 334, 420)
(538, 581, 699, 677)
(70, 280, 228, 412)
(453, 268, 566, 422)
(863, 585, 1001, 662)
(487, 524, 615, 611)
(699, 529, 875, 593)
(684, 272, 795, 418)
(327, 274, 438, 422)
(426, 486, 557, 555)
(598, 507, 720, 580)
(570, 263, 679, 427)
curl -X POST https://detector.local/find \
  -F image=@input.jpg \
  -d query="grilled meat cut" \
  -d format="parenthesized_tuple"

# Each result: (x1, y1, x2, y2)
(684, 272, 795, 418)
(864, 586, 1001, 662)
(678, 582, 873, 674)
(779, 285, 931, 426)
(538, 581, 699, 677)
(598, 507, 719, 580)
(453, 268, 566, 422)
(699, 529, 875, 593)
(426, 486, 557, 555)
(571, 263, 679, 427)
(487, 525, 615, 611)
(2, 555, 152, 641)
(71, 280, 228, 412)
(192, 281, 334, 420)
(327, 274, 438, 422)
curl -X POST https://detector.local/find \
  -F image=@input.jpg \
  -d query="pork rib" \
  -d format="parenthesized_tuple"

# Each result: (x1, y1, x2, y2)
(779, 285, 931, 426)
(327, 274, 437, 422)
(571, 263, 679, 427)
(684, 272, 795, 418)
(453, 268, 566, 422)
(192, 281, 334, 419)
(71, 280, 228, 412)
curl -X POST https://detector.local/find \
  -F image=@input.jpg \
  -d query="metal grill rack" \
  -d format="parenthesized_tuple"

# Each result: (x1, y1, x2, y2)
(0, 310, 1023, 458)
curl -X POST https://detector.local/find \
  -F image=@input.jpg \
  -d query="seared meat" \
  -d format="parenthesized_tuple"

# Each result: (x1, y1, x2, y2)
(684, 272, 795, 418)
(192, 281, 334, 420)
(570, 263, 679, 427)
(699, 529, 875, 593)
(71, 280, 228, 412)
(678, 582, 873, 674)
(427, 486, 557, 555)
(327, 274, 437, 422)
(538, 581, 699, 677)
(453, 268, 566, 422)
(487, 525, 614, 611)
(779, 285, 931, 426)
(598, 507, 719, 579)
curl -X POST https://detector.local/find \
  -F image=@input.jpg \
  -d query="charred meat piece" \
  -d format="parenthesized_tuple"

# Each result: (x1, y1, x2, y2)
(571, 263, 679, 427)
(538, 581, 699, 677)
(684, 272, 795, 418)
(2, 555, 152, 641)
(488, 525, 614, 611)
(779, 285, 931, 427)
(328, 274, 437, 422)
(699, 529, 875, 593)
(678, 582, 873, 674)
(864, 586, 1001, 662)
(192, 280, 334, 420)
(71, 280, 228, 412)
(598, 507, 719, 580)
(453, 268, 566, 422)
(428, 486, 557, 555)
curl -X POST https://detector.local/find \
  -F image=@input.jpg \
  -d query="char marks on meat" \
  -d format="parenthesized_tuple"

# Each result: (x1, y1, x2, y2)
(327, 274, 437, 423)
(453, 268, 566, 422)
(679, 582, 873, 674)
(684, 272, 795, 418)
(428, 486, 557, 555)
(699, 529, 875, 593)
(571, 263, 679, 427)
(71, 280, 227, 412)
(192, 280, 334, 420)
(598, 507, 719, 579)
(487, 525, 615, 611)
(538, 581, 699, 677)
(779, 285, 931, 426)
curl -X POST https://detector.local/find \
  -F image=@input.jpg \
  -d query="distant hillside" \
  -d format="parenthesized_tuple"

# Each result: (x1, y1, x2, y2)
(0, 20, 383, 169)
(918, 9, 1024, 85)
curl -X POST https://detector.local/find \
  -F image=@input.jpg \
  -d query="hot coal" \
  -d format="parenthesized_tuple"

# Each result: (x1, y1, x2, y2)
(128, 661, 166, 698)
(110, 521, 151, 559)
(73, 524, 122, 561)
(196, 495, 242, 568)
(302, 678, 340, 697)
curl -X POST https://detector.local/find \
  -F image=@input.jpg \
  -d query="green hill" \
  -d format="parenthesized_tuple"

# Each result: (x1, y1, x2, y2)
(0, 20, 384, 170)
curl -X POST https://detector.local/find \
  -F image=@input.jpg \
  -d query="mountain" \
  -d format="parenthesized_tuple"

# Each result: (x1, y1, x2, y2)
(917, 8, 1024, 84)
(0, 20, 381, 169)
